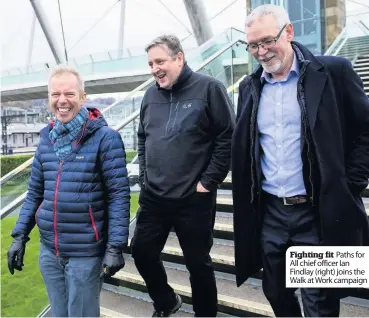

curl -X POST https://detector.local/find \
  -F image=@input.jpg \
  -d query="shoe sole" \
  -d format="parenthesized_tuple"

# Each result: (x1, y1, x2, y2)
(170, 295, 182, 316)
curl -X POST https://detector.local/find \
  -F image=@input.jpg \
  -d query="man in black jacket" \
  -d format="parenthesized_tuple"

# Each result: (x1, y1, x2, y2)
(232, 4, 369, 317)
(131, 34, 235, 317)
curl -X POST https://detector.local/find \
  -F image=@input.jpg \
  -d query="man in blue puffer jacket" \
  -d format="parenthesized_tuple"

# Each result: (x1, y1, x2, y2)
(7, 66, 130, 317)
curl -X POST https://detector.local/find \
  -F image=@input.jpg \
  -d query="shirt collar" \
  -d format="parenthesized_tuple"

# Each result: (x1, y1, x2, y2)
(261, 52, 299, 84)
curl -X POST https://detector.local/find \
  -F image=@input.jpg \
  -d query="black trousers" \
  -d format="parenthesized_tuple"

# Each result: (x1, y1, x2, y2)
(131, 188, 218, 316)
(261, 193, 340, 317)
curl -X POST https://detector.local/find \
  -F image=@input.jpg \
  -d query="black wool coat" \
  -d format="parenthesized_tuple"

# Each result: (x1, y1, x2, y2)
(232, 42, 369, 294)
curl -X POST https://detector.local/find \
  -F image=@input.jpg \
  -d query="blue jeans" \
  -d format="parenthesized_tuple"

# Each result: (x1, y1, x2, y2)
(39, 243, 103, 317)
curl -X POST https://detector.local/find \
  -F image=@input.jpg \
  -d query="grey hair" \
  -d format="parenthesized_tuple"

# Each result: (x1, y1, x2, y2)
(245, 4, 291, 30)
(48, 65, 85, 93)
(145, 34, 186, 61)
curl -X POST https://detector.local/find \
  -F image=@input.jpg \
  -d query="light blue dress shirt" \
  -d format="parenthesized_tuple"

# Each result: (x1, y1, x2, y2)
(257, 53, 306, 197)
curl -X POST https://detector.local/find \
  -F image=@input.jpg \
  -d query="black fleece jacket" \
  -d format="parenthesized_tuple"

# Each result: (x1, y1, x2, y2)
(137, 63, 235, 199)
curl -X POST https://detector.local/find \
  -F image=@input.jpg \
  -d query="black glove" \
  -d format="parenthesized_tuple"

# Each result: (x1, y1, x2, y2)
(100, 245, 125, 278)
(7, 235, 30, 275)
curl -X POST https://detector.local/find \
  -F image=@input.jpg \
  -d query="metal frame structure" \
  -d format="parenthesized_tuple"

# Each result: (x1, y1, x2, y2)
(29, 0, 65, 64)
(0, 34, 246, 220)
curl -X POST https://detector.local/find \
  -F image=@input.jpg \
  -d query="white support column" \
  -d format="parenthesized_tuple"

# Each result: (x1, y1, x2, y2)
(182, 0, 213, 45)
(26, 13, 37, 73)
(118, 0, 126, 59)
(183, 0, 229, 86)
(29, 0, 65, 64)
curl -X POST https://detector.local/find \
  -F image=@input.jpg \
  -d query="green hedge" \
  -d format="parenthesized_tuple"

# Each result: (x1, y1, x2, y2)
(0, 155, 33, 178)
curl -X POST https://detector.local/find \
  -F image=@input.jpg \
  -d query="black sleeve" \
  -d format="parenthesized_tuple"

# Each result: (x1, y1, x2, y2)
(343, 59, 369, 194)
(200, 81, 236, 191)
(137, 103, 146, 187)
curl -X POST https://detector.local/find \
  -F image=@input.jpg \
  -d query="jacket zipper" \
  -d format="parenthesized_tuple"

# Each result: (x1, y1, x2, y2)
(89, 204, 99, 241)
(249, 80, 259, 203)
(165, 92, 174, 134)
(297, 63, 315, 204)
(53, 161, 63, 256)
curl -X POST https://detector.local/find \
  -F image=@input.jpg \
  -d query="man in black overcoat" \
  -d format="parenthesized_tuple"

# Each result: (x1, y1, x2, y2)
(232, 4, 369, 317)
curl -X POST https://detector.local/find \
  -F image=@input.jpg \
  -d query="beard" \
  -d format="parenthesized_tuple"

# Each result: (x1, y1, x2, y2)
(259, 51, 287, 75)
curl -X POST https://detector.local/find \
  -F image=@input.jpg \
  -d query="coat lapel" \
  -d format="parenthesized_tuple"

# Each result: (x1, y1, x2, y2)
(304, 69, 327, 131)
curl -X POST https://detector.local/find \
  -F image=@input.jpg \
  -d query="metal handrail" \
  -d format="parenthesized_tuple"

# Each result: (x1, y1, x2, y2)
(0, 157, 34, 186)
(2, 27, 240, 77)
(324, 25, 349, 56)
(0, 27, 244, 187)
(0, 38, 248, 219)
(358, 20, 369, 35)
(114, 38, 246, 132)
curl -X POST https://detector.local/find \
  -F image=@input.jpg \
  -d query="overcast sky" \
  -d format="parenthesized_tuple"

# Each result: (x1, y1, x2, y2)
(1, 0, 369, 71)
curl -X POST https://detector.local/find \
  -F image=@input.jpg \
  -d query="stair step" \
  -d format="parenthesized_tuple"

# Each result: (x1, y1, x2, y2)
(355, 62, 369, 68)
(110, 270, 274, 317)
(216, 193, 233, 212)
(100, 306, 130, 317)
(214, 211, 234, 226)
(107, 262, 369, 317)
(355, 67, 369, 72)
(127, 237, 235, 267)
(357, 71, 369, 76)
(102, 255, 369, 317)
(100, 285, 191, 317)
(165, 233, 235, 261)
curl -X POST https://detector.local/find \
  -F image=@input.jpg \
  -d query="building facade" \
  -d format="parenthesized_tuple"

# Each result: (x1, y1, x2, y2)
(246, 0, 346, 55)
(1, 107, 46, 154)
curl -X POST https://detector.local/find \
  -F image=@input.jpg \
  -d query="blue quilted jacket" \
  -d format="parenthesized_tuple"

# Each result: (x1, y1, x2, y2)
(11, 108, 130, 257)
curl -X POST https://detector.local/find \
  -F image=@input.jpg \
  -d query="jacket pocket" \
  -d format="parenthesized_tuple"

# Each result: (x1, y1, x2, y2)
(88, 205, 99, 241)
(35, 202, 43, 223)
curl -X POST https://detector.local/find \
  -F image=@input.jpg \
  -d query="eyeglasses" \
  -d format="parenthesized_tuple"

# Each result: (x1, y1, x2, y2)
(246, 24, 287, 54)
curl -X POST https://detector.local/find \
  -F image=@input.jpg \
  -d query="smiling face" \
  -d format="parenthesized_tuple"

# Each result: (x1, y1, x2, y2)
(147, 44, 184, 89)
(49, 72, 86, 123)
(246, 14, 294, 77)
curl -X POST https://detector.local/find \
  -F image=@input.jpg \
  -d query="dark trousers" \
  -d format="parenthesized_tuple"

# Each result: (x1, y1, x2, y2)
(261, 193, 340, 317)
(131, 188, 218, 317)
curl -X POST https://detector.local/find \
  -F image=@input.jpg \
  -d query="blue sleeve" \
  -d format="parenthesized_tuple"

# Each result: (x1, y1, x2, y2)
(100, 129, 130, 249)
(11, 146, 44, 238)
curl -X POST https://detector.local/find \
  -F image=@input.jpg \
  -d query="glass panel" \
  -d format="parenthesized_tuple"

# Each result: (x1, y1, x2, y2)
(1, 28, 241, 90)
(0, 35, 246, 318)
(1, 38, 249, 217)
(199, 41, 249, 113)
(1, 167, 31, 210)
(333, 18, 369, 61)
(231, 42, 250, 108)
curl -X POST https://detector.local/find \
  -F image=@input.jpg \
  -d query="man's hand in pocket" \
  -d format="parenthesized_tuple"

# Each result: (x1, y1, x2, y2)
(196, 182, 210, 193)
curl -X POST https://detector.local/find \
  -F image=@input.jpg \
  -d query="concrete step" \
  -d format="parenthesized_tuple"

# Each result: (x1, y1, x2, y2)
(165, 232, 234, 262)
(106, 257, 369, 317)
(220, 172, 232, 190)
(340, 48, 369, 54)
(339, 50, 369, 56)
(357, 56, 369, 62)
(100, 284, 194, 317)
(108, 263, 273, 317)
(355, 62, 369, 68)
(126, 236, 235, 273)
(216, 193, 233, 213)
(355, 67, 369, 72)
(100, 306, 130, 317)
